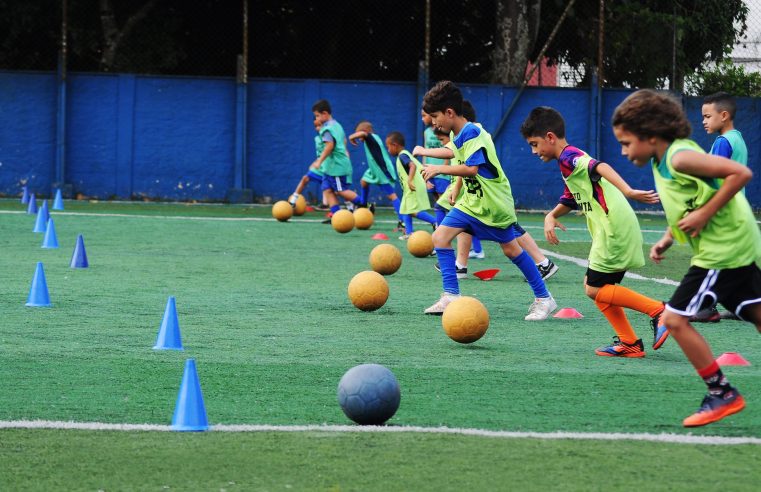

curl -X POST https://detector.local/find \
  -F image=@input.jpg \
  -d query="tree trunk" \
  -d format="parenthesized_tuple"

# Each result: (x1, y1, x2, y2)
(490, 0, 541, 85)
(98, 0, 157, 71)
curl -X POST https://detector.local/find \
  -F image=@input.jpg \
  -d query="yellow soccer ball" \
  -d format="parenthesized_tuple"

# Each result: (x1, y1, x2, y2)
(442, 296, 489, 344)
(347, 270, 389, 311)
(293, 195, 308, 216)
(332, 209, 355, 233)
(369, 243, 402, 275)
(354, 207, 374, 230)
(272, 200, 293, 222)
(407, 230, 434, 257)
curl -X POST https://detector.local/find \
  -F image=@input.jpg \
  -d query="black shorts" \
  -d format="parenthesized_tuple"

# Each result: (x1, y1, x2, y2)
(667, 263, 761, 320)
(585, 268, 626, 288)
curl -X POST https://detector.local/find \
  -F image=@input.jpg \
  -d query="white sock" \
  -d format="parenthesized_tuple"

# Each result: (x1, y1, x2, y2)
(538, 258, 550, 267)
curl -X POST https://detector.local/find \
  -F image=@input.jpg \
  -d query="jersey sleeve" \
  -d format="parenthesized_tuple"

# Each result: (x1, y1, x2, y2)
(322, 130, 335, 143)
(399, 153, 412, 166)
(710, 136, 733, 158)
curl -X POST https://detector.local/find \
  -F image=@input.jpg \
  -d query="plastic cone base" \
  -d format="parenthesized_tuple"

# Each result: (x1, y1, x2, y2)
(553, 307, 584, 319)
(473, 269, 500, 281)
(372, 233, 389, 240)
(716, 352, 751, 366)
(305, 206, 315, 212)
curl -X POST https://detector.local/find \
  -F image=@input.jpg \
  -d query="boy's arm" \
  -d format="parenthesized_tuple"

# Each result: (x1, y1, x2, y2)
(347, 130, 367, 146)
(650, 229, 674, 264)
(413, 146, 455, 160)
(449, 177, 462, 205)
(672, 151, 752, 237)
(544, 203, 573, 245)
(311, 140, 335, 169)
(595, 162, 659, 204)
(408, 161, 418, 191)
(421, 162, 477, 180)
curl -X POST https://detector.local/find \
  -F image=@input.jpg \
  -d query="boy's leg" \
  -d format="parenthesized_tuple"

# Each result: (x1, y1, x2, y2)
(358, 180, 369, 206)
(434, 204, 448, 227)
(592, 276, 667, 350)
(290, 175, 311, 204)
(499, 236, 555, 321)
(585, 274, 649, 357)
(415, 211, 437, 227)
(469, 236, 484, 259)
(425, 224, 464, 314)
(515, 225, 558, 280)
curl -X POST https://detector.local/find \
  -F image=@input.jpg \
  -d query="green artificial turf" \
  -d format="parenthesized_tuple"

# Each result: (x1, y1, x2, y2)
(1, 199, 759, 490)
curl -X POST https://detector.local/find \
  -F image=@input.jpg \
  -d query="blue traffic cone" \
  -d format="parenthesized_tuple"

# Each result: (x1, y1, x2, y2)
(171, 359, 209, 431)
(26, 262, 51, 307)
(42, 219, 59, 248)
(27, 193, 37, 215)
(52, 189, 64, 210)
(70, 234, 89, 268)
(33, 206, 48, 233)
(21, 186, 29, 204)
(153, 296, 184, 350)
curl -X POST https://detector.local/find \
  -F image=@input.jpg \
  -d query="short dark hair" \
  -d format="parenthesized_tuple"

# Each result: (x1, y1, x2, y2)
(312, 99, 332, 114)
(612, 89, 691, 141)
(386, 131, 405, 147)
(520, 107, 566, 139)
(703, 91, 737, 119)
(422, 81, 463, 116)
(462, 100, 477, 122)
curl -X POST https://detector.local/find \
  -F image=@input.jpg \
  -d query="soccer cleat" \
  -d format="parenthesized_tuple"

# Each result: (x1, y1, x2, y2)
(321, 212, 333, 224)
(524, 295, 557, 321)
(468, 249, 485, 259)
(288, 193, 299, 206)
(690, 306, 721, 323)
(595, 337, 645, 358)
(369, 203, 376, 214)
(346, 202, 356, 212)
(537, 259, 559, 280)
(398, 234, 410, 240)
(424, 292, 460, 315)
(651, 305, 669, 350)
(434, 262, 467, 279)
(394, 220, 405, 233)
(683, 391, 746, 427)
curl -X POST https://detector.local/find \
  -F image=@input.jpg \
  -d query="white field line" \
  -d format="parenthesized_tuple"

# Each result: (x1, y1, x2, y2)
(539, 249, 680, 286)
(1, 420, 759, 446)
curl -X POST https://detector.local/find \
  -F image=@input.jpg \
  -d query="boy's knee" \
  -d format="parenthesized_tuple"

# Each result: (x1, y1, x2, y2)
(501, 241, 522, 258)
(584, 284, 599, 300)
(661, 309, 689, 332)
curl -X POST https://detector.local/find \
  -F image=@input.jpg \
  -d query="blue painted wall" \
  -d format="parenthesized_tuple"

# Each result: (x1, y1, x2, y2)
(1, 70, 759, 209)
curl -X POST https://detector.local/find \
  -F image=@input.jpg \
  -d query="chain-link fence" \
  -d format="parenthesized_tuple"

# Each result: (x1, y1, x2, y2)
(2, 0, 760, 93)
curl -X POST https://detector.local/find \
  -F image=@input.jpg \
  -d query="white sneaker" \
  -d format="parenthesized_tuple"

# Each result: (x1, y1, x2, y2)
(468, 249, 485, 259)
(288, 193, 299, 206)
(524, 295, 557, 321)
(424, 292, 460, 315)
(398, 234, 410, 240)
(346, 202, 356, 212)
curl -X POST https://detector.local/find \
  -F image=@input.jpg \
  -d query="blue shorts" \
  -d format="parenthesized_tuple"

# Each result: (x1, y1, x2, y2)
(321, 175, 351, 193)
(377, 183, 396, 196)
(428, 178, 450, 195)
(441, 208, 520, 244)
(306, 170, 324, 182)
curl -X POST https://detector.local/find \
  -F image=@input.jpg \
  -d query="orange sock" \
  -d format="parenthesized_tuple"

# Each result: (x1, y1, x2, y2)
(595, 301, 638, 344)
(596, 284, 663, 318)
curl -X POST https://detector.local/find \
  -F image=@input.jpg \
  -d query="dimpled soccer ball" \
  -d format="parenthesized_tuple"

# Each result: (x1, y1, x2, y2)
(331, 209, 355, 233)
(272, 200, 293, 222)
(369, 243, 402, 275)
(347, 270, 389, 311)
(337, 363, 401, 425)
(407, 230, 434, 257)
(353, 207, 374, 230)
(293, 195, 307, 216)
(442, 296, 490, 344)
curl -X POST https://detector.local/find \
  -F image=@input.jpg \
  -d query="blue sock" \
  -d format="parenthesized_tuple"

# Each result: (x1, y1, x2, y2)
(435, 248, 459, 295)
(511, 250, 549, 298)
(416, 211, 436, 225)
(434, 206, 447, 227)
(471, 237, 483, 253)
(351, 195, 363, 205)
(359, 186, 368, 205)
(392, 198, 402, 221)
(330, 205, 340, 214)
(403, 215, 414, 233)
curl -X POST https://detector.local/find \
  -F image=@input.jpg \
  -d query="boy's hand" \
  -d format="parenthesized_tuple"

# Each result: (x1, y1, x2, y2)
(544, 215, 566, 245)
(650, 234, 674, 263)
(408, 179, 416, 191)
(626, 189, 659, 204)
(678, 208, 710, 238)
(448, 191, 457, 206)
(426, 181, 434, 190)
(412, 145, 426, 156)
(309, 159, 320, 170)
(421, 164, 440, 181)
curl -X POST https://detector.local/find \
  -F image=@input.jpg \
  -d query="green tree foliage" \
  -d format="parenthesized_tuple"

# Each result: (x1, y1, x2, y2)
(533, 0, 749, 89)
(685, 60, 761, 96)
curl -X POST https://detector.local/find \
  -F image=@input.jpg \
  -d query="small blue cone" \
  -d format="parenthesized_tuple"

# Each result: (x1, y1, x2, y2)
(33, 206, 48, 233)
(70, 234, 89, 268)
(26, 262, 51, 307)
(21, 186, 29, 204)
(171, 359, 209, 431)
(153, 296, 184, 350)
(42, 219, 59, 248)
(53, 189, 64, 210)
(27, 193, 37, 215)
